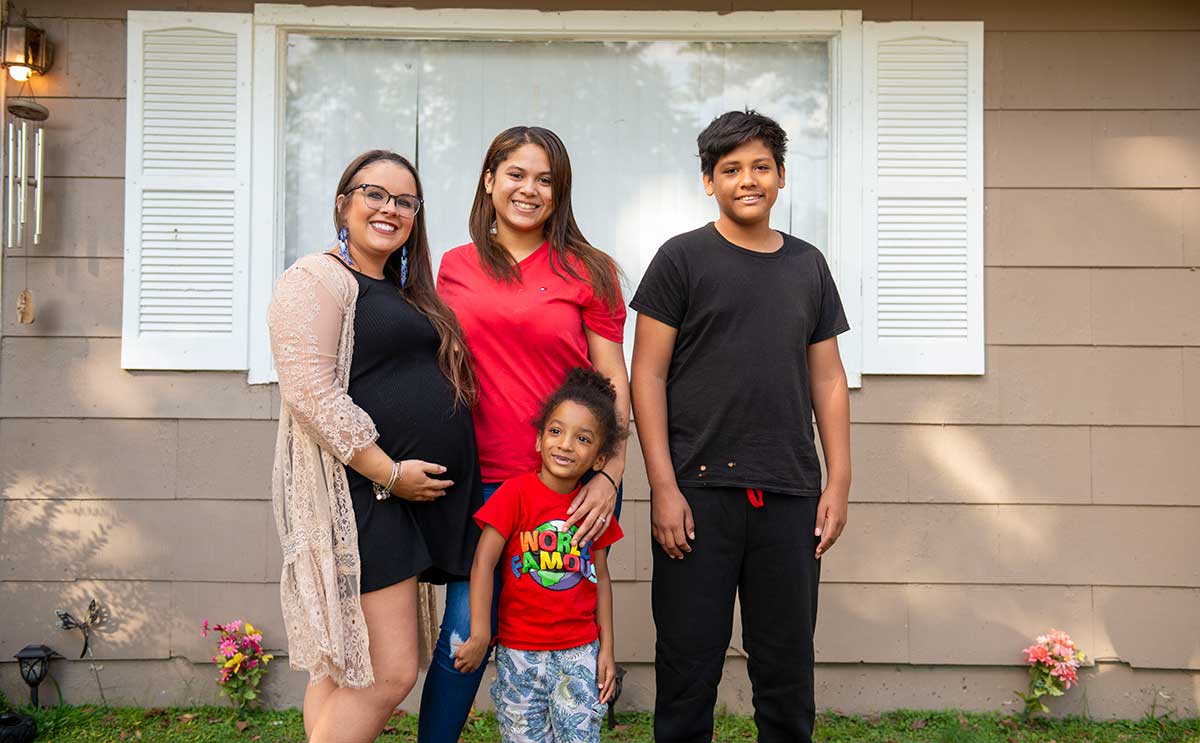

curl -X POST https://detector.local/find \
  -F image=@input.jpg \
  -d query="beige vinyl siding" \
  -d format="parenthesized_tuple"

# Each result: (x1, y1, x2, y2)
(1, 0, 1199, 717)
(987, 189, 1200, 267)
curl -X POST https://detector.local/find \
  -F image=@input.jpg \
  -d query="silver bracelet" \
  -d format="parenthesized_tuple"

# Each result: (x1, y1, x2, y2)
(373, 460, 400, 501)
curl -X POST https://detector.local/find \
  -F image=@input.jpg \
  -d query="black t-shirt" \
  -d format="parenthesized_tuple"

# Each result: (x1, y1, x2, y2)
(630, 223, 849, 496)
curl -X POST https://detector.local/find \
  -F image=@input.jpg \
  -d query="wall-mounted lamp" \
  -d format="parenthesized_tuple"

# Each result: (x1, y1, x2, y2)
(2, 15, 53, 82)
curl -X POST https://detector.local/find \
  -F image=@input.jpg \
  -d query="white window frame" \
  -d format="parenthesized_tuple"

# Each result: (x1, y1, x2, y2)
(245, 5, 865, 386)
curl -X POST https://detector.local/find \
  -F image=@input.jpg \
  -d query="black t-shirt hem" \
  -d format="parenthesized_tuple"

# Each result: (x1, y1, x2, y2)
(675, 477, 821, 497)
(810, 320, 851, 345)
(629, 299, 681, 329)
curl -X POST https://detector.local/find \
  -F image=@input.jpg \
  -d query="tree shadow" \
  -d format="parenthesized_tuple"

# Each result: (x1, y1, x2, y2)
(0, 468, 174, 677)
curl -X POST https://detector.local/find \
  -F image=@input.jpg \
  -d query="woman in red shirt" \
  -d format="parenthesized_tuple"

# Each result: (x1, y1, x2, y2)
(420, 126, 629, 742)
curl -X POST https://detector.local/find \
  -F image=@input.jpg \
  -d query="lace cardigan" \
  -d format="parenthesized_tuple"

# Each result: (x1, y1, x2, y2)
(268, 253, 436, 688)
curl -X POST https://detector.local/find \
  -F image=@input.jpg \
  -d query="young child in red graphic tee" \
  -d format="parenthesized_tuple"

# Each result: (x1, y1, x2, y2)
(454, 368, 627, 743)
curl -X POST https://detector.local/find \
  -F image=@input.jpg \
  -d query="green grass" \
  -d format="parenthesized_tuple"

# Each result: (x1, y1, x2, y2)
(12, 706, 1200, 742)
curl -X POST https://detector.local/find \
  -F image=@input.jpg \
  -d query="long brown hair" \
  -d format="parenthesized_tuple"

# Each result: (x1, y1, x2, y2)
(335, 150, 475, 406)
(467, 126, 622, 310)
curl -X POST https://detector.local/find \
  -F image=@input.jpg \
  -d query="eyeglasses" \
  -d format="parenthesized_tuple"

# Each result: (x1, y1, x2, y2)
(348, 183, 423, 217)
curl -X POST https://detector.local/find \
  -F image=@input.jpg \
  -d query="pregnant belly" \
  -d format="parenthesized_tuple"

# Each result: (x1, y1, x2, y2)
(371, 408, 475, 479)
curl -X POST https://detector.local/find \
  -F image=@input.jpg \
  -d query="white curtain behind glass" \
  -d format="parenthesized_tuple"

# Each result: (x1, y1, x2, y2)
(285, 37, 829, 348)
(285, 37, 420, 267)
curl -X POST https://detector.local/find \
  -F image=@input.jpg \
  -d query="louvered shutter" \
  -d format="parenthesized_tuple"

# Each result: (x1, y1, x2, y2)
(121, 12, 252, 370)
(862, 22, 983, 374)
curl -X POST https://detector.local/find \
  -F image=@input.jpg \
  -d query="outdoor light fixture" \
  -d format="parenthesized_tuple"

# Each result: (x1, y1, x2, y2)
(14, 644, 57, 707)
(1, 14, 52, 82)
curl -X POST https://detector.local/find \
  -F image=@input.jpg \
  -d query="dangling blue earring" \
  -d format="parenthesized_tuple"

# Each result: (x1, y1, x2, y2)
(400, 246, 409, 287)
(337, 226, 353, 265)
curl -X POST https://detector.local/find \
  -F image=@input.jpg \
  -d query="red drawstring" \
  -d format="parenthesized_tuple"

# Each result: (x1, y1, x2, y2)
(745, 488, 764, 508)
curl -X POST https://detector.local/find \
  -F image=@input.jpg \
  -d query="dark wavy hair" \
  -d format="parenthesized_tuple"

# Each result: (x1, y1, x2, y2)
(468, 126, 622, 311)
(697, 109, 788, 178)
(533, 368, 628, 462)
(334, 150, 475, 406)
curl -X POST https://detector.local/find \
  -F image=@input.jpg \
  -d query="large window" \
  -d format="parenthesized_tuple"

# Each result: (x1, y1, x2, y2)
(122, 9, 984, 383)
(283, 36, 831, 352)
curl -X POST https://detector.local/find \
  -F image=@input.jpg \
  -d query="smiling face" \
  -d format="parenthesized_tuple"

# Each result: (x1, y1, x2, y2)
(535, 400, 607, 493)
(335, 160, 417, 262)
(484, 143, 555, 243)
(702, 138, 786, 228)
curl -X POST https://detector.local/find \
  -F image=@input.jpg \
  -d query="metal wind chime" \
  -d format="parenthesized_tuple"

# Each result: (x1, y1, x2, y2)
(3, 7, 53, 324)
(6, 103, 45, 324)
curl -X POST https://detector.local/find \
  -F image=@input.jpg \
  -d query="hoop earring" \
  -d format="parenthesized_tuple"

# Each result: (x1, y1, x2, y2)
(400, 246, 409, 287)
(337, 226, 353, 265)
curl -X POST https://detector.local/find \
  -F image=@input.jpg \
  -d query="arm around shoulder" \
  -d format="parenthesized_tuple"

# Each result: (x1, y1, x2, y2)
(566, 330, 630, 544)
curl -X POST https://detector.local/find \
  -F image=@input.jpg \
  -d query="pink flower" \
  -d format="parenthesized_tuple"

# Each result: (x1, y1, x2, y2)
(1047, 630, 1074, 649)
(247, 659, 259, 669)
(1024, 644, 1050, 665)
(201, 619, 210, 638)
(1052, 662, 1078, 689)
(226, 620, 243, 633)
(220, 637, 238, 658)
(240, 634, 263, 652)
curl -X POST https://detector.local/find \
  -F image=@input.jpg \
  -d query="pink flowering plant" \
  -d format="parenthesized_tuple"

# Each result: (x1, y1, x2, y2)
(1016, 629, 1086, 720)
(202, 619, 274, 710)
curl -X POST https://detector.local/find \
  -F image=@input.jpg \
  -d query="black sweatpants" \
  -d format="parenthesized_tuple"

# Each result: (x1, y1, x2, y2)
(652, 487, 821, 743)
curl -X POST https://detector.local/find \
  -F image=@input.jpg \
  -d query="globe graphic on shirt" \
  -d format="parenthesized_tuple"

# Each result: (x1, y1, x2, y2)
(529, 520, 586, 591)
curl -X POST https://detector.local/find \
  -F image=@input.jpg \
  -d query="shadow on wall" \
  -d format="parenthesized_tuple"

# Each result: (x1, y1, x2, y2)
(817, 417, 1200, 716)
(0, 492, 139, 704)
(0, 488, 141, 654)
(0, 485, 293, 707)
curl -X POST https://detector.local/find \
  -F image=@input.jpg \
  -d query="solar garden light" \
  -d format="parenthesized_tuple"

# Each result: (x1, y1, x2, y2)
(13, 644, 57, 707)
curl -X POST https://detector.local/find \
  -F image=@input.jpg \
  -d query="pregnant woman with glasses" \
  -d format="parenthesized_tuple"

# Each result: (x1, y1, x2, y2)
(268, 150, 482, 743)
(419, 126, 631, 743)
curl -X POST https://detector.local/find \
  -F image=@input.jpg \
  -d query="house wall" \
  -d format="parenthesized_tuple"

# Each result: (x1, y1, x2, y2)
(2, 0, 1199, 718)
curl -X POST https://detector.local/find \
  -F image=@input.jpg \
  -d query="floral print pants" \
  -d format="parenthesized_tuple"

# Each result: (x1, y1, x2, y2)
(490, 640, 607, 743)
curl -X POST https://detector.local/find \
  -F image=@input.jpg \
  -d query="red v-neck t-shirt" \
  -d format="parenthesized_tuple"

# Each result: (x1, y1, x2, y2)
(437, 242, 626, 482)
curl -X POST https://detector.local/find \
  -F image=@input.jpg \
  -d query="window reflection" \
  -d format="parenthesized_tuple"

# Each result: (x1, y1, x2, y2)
(285, 36, 830, 344)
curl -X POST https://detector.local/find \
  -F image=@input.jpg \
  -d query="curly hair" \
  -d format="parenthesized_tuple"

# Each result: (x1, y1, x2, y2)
(533, 368, 628, 462)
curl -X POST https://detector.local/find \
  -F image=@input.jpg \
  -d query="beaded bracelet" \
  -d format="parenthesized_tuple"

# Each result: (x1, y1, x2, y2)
(373, 460, 400, 501)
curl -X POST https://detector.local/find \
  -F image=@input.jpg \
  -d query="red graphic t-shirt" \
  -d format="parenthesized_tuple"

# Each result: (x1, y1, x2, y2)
(437, 242, 626, 482)
(474, 472, 624, 651)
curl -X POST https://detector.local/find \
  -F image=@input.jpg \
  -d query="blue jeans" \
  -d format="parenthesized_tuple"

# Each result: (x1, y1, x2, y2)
(418, 476, 622, 743)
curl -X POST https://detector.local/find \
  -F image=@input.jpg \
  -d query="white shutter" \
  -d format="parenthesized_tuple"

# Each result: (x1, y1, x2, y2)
(122, 12, 252, 370)
(862, 22, 983, 375)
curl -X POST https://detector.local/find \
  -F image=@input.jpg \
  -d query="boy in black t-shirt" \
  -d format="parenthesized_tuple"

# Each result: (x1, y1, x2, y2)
(630, 110, 851, 743)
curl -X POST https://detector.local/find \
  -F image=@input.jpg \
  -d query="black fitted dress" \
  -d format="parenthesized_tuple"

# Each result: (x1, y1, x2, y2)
(331, 255, 482, 592)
